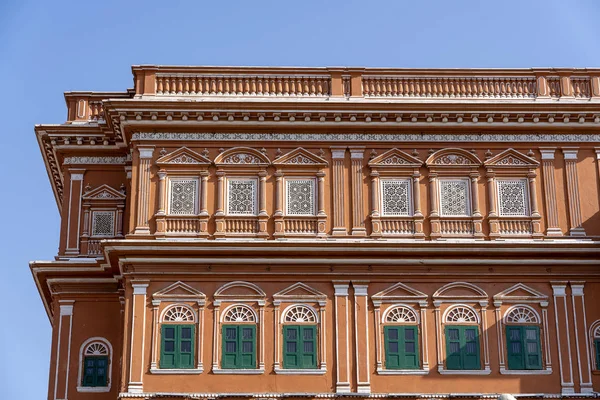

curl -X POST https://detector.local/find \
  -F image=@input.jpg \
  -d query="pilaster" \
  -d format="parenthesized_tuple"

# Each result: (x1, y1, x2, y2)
(349, 148, 367, 236)
(133, 147, 154, 235)
(333, 281, 351, 393)
(562, 148, 585, 236)
(331, 147, 347, 236)
(540, 149, 561, 236)
(128, 281, 148, 393)
(53, 300, 74, 400)
(569, 282, 593, 393)
(551, 282, 575, 394)
(65, 169, 85, 255)
(352, 282, 370, 394)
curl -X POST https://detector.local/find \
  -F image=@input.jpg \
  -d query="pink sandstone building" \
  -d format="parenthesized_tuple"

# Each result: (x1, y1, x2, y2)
(32, 65, 600, 400)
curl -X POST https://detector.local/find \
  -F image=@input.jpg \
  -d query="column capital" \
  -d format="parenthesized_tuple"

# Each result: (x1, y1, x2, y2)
(68, 168, 86, 181)
(594, 147, 600, 159)
(570, 281, 585, 296)
(132, 281, 149, 295)
(138, 146, 155, 159)
(539, 148, 556, 160)
(352, 282, 369, 296)
(157, 170, 167, 180)
(333, 281, 350, 296)
(59, 300, 75, 316)
(562, 148, 579, 160)
(349, 147, 365, 159)
(551, 281, 568, 296)
(330, 146, 347, 159)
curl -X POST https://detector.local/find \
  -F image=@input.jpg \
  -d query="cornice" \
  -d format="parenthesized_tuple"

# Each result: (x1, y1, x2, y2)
(64, 156, 127, 165)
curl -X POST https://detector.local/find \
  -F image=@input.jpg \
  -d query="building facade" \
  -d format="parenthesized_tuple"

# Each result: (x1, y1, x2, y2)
(32, 65, 600, 400)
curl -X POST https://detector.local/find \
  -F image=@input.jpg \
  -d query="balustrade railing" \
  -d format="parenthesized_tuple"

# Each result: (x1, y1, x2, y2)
(362, 76, 537, 98)
(166, 217, 200, 235)
(571, 77, 591, 98)
(155, 74, 331, 97)
(440, 219, 475, 236)
(284, 218, 317, 235)
(225, 218, 259, 234)
(87, 239, 102, 256)
(381, 218, 415, 235)
(498, 219, 533, 235)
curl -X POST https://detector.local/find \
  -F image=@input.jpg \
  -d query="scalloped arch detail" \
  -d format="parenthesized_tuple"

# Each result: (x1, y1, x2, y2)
(214, 147, 270, 165)
(426, 148, 482, 166)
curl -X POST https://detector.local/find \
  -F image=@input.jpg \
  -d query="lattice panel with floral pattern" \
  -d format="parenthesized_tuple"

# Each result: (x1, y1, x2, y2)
(497, 179, 529, 216)
(169, 179, 197, 215)
(91, 211, 115, 237)
(439, 179, 470, 216)
(381, 179, 411, 216)
(286, 179, 315, 215)
(227, 179, 257, 215)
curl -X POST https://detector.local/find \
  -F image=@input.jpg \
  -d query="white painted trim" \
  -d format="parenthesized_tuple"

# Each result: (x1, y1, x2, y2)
(437, 367, 492, 375)
(280, 303, 319, 323)
(562, 149, 579, 160)
(274, 367, 326, 375)
(160, 303, 198, 323)
(211, 368, 265, 375)
(499, 367, 553, 375)
(214, 281, 266, 298)
(220, 303, 258, 323)
(138, 147, 155, 159)
(381, 303, 420, 324)
(76, 337, 113, 393)
(540, 149, 556, 160)
(434, 281, 488, 299)
(442, 303, 480, 324)
(376, 368, 429, 375)
(149, 368, 203, 374)
(132, 283, 148, 295)
(503, 304, 541, 324)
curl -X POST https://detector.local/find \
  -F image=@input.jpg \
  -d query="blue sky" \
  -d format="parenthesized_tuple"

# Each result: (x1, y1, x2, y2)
(0, 0, 599, 398)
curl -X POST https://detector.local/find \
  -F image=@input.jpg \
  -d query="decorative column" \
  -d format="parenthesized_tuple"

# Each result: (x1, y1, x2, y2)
(333, 281, 351, 393)
(349, 147, 367, 236)
(197, 301, 204, 370)
(150, 301, 159, 369)
(493, 301, 505, 371)
(331, 147, 347, 236)
(487, 170, 500, 239)
(273, 301, 281, 369)
(154, 170, 167, 237)
(433, 300, 443, 370)
(65, 169, 85, 255)
(528, 169, 543, 237)
(128, 281, 148, 393)
(562, 149, 585, 236)
(274, 171, 284, 238)
(198, 172, 209, 237)
(133, 147, 154, 235)
(429, 173, 440, 239)
(369, 170, 382, 238)
(214, 171, 225, 238)
(258, 300, 266, 369)
(212, 301, 221, 370)
(353, 282, 370, 394)
(551, 282, 575, 394)
(117, 204, 125, 237)
(540, 149, 561, 236)
(53, 300, 74, 400)
(317, 170, 327, 238)
(471, 172, 484, 239)
(257, 170, 268, 238)
(541, 301, 552, 372)
(479, 301, 491, 372)
(419, 301, 430, 371)
(372, 302, 382, 370)
(413, 171, 425, 238)
(570, 282, 593, 393)
(318, 301, 327, 369)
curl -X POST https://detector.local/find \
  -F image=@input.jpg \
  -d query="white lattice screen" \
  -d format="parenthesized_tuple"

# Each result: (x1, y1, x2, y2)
(381, 179, 411, 216)
(497, 179, 529, 216)
(227, 179, 257, 215)
(169, 179, 198, 215)
(286, 179, 315, 215)
(439, 179, 470, 216)
(91, 211, 115, 237)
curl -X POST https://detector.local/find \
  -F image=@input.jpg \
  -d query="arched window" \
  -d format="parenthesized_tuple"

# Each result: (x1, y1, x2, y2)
(589, 320, 600, 371)
(160, 304, 196, 369)
(443, 305, 481, 371)
(77, 338, 112, 392)
(382, 305, 420, 370)
(503, 305, 542, 370)
(281, 305, 318, 369)
(221, 304, 258, 369)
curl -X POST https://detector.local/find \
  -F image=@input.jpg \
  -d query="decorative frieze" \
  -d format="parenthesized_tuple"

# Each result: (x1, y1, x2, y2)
(64, 156, 127, 164)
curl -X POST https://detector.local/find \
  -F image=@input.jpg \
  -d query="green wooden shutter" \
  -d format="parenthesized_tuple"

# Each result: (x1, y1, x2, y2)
(595, 340, 600, 370)
(283, 326, 300, 368)
(506, 326, 524, 370)
(524, 326, 542, 370)
(384, 326, 401, 369)
(161, 325, 177, 368)
(240, 325, 256, 368)
(445, 327, 462, 370)
(222, 325, 238, 369)
(94, 356, 108, 386)
(82, 356, 108, 387)
(178, 325, 195, 369)
(300, 326, 317, 368)
(462, 326, 480, 370)
(401, 326, 419, 369)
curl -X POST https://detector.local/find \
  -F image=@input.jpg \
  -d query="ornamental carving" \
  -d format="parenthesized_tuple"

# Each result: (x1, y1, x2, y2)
(288, 154, 315, 164)
(434, 154, 472, 165)
(496, 155, 526, 165)
(222, 153, 263, 164)
(170, 154, 203, 164)
(63, 156, 127, 165)
(381, 155, 410, 165)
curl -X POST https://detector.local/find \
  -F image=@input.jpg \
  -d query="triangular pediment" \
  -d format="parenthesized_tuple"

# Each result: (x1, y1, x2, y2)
(214, 281, 266, 299)
(426, 148, 482, 166)
(372, 282, 428, 302)
(433, 282, 487, 299)
(82, 184, 126, 200)
(156, 147, 211, 166)
(484, 148, 539, 168)
(272, 148, 328, 167)
(273, 282, 327, 301)
(153, 281, 206, 301)
(494, 283, 548, 302)
(214, 147, 270, 166)
(369, 149, 423, 167)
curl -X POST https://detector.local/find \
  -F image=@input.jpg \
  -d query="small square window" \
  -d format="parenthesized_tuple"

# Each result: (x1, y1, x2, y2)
(380, 179, 412, 216)
(227, 179, 257, 215)
(286, 179, 316, 216)
(439, 179, 470, 216)
(497, 179, 529, 217)
(91, 211, 115, 237)
(168, 179, 198, 215)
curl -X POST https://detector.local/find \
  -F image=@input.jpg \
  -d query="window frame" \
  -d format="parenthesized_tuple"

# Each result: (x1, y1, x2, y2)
(221, 324, 257, 370)
(438, 178, 472, 217)
(90, 210, 117, 238)
(284, 177, 317, 217)
(283, 324, 318, 369)
(495, 178, 531, 217)
(505, 325, 542, 370)
(380, 178, 413, 217)
(444, 325, 481, 371)
(160, 324, 196, 369)
(77, 338, 112, 393)
(384, 325, 420, 370)
(167, 177, 199, 216)
(225, 177, 259, 216)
